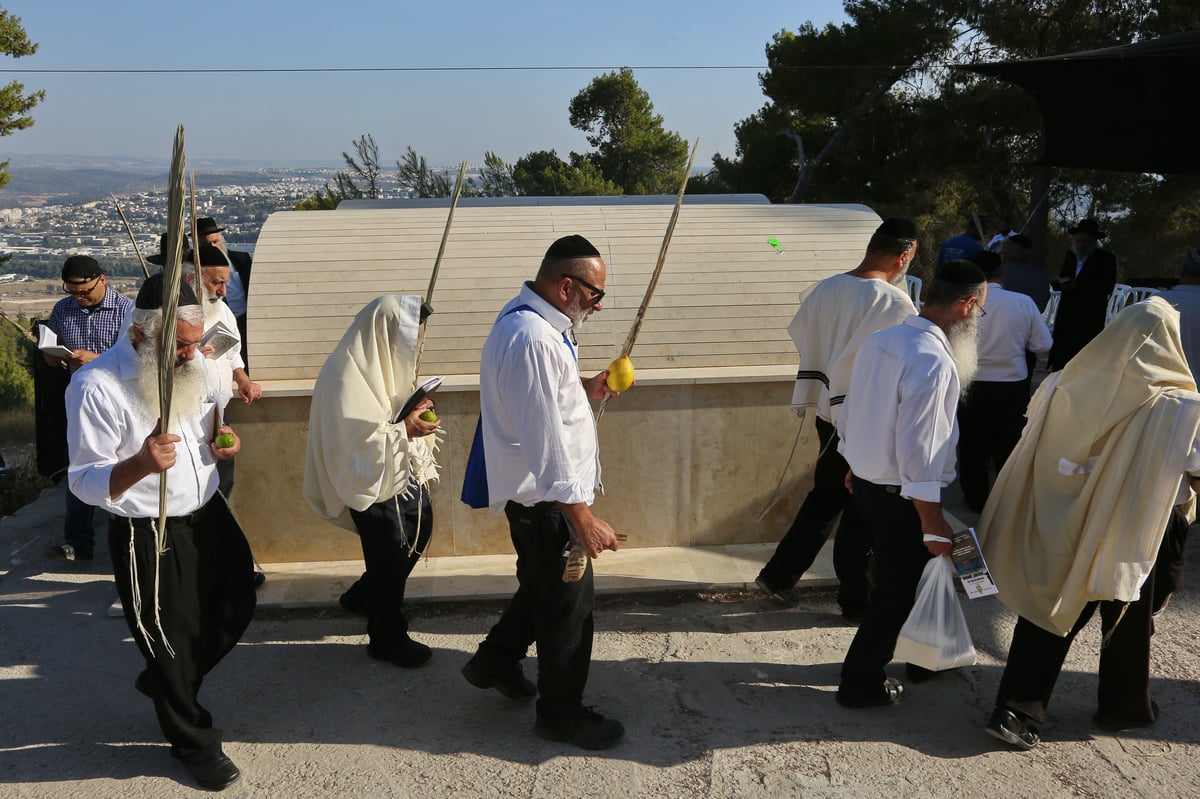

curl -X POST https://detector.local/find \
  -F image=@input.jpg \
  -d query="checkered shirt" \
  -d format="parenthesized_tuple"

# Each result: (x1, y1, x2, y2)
(45, 287, 134, 373)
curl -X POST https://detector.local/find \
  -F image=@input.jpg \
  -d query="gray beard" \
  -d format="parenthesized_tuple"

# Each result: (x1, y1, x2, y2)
(134, 341, 209, 427)
(565, 294, 591, 329)
(946, 312, 981, 395)
(890, 266, 909, 289)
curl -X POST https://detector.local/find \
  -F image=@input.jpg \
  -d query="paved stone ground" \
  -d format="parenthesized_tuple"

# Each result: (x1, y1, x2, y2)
(3, 485, 1199, 798)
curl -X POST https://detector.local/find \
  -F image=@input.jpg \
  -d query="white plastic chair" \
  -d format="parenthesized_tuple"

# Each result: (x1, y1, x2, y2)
(1105, 284, 1131, 326)
(905, 274, 923, 310)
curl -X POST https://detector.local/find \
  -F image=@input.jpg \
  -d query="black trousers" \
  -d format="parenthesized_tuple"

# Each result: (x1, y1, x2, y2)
(759, 417, 870, 611)
(477, 501, 594, 719)
(840, 477, 932, 696)
(956, 380, 1030, 512)
(995, 507, 1189, 724)
(108, 495, 256, 757)
(349, 487, 433, 647)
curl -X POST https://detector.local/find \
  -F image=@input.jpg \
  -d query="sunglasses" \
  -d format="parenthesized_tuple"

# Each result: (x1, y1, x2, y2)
(62, 275, 101, 296)
(560, 273, 605, 303)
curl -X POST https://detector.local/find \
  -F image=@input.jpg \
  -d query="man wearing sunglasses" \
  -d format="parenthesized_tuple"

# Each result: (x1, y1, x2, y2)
(463, 234, 625, 750)
(43, 255, 133, 563)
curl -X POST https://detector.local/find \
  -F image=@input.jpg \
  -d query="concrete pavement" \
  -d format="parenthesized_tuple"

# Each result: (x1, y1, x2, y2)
(3, 482, 1199, 798)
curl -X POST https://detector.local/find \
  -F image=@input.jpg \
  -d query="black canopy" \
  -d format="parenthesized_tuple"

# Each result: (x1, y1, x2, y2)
(964, 30, 1200, 174)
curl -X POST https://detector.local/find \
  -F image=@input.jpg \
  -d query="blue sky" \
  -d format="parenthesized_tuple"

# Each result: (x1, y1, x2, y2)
(0, 1, 847, 168)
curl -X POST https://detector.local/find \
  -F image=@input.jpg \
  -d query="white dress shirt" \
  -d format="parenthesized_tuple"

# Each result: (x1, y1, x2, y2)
(838, 315, 960, 503)
(66, 337, 220, 518)
(479, 283, 601, 510)
(207, 299, 246, 412)
(975, 283, 1054, 382)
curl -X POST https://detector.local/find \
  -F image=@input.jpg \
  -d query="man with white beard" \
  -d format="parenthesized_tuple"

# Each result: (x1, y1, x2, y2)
(185, 245, 266, 587)
(185, 245, 260, 409)
(65, 274, 256, 791)
(834, 259, 988, 709)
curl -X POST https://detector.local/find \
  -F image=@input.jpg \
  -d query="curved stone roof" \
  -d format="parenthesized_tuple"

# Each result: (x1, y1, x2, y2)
(247, 197, 881, 392)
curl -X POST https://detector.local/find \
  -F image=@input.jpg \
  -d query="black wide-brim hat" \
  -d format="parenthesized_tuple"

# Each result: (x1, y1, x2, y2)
(1068, 218, 1107, 239)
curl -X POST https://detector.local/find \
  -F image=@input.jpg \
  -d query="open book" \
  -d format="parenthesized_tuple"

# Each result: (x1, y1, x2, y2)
(37, 326, 75, 360)
(395, 376, 443, 423)
(201, 320, 239, 360)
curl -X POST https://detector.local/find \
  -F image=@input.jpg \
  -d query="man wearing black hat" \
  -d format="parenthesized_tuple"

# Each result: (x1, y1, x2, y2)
(1047, 219, 1117, 370)
(755, 218, 919, 618)
(461, 235, 626, 750)
(196, 217, 253, 368)
(956, 251, 1053, 513)
(64, 274, 255, 791)
(835, 259, 987, 709)
(43, 255, 134, 562)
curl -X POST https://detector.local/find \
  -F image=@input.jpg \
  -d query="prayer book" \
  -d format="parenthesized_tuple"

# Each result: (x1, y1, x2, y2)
(37, 326, 75, 360)
(201, 321, 239, 360)
(396, 376, 443, 422)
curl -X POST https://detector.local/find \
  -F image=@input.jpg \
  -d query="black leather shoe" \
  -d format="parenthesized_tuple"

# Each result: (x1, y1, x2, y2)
(48, 544, 93, 563)
(252, 570, 266, 589)
(755, 575, 800, 607)
(462, 653, 536, 701)
(339, 584, 369, 616)
(173, 750, 242, 791)
(535, 707, 624, 750)
(986, 708, 1040, 750)
(368, 635, 432, 668)
(836, 677, 904, 709)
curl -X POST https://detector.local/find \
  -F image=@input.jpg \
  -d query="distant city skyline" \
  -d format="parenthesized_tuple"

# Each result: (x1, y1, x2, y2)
(0, 1, 847, 169)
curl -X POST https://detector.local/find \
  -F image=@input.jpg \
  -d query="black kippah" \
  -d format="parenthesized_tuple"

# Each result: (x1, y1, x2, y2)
(187, 244, 230, 267)
(545, 234, 600, 259)
(62, 255, 103, 280)
(971, 250, 1002, 274)
(875, 218, 918, 241)
(935, 259, 987, 285)
(135, 272, 199, 310)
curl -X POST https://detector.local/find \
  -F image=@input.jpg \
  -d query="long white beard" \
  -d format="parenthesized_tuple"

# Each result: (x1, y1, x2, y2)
(200, 284, 223, 327)
(134, 342, 209, 427)
(947, 312, 981, 395)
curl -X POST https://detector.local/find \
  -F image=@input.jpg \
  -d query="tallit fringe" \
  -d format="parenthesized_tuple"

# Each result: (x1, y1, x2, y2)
(146, 520, 175, 658)
(127, 518, 153, 647)
(1100, 602, 1131, 647)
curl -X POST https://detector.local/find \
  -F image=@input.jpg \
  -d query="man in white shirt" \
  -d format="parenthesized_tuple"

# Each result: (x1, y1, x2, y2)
(956, 251, 1053, 513)
(66, 274, 254, 791)
(462, 235, 625, 750)
(835, 259, 988, 708)
(185, 243, 266, 586)
(197, 217, 252, 369)
(1160, 248, 1200, 384)
(756, 218, 919, 618)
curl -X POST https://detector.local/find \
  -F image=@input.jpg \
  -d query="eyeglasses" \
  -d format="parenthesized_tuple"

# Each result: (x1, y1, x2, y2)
(560, 273, 605, 303)
(62, 276, 100, 296)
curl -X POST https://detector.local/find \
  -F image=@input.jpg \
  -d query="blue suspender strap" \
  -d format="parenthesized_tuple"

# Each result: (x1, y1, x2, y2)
(460, 303, 572, 508)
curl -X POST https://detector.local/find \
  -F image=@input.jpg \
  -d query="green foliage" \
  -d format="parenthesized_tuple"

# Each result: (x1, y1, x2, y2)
(717, 0, 1200, 278)
(512, 150, 622, 196)
(396, 147, 450, 198)
(294, 187, 342, 210)
(0, 9, 43, 191)
(470, 151, 517, 197)
(0, 313, 34, 410)
(568, 67, 688, 194)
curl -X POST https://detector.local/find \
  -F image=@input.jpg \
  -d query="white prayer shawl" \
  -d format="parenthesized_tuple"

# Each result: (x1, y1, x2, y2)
(304, 295, 439, 532)
(980, 298, 1200, 636)
(788, 273, 915, 424)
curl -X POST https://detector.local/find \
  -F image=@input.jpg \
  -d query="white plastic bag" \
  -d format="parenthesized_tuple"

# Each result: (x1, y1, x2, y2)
(893, 556, 977, 671)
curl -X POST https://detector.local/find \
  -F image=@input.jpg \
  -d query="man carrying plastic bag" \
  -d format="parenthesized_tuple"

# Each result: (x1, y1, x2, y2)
(894, 556, 976, 672)
(835, 260, 989, 708)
